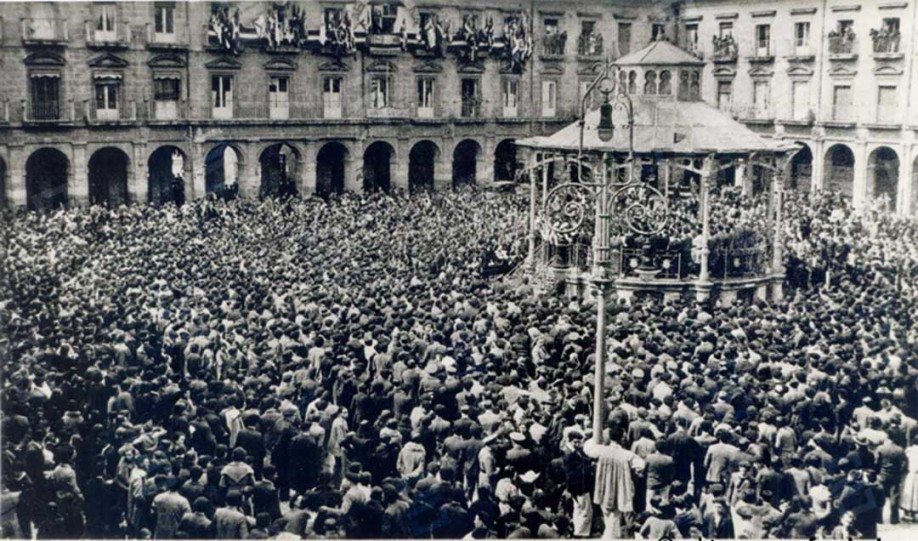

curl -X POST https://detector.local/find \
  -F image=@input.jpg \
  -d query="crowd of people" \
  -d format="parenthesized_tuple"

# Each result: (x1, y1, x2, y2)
(1, 186, 917, 539)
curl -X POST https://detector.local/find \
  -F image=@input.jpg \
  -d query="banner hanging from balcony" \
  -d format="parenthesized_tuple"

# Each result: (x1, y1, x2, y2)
(444, 12, 532, 73)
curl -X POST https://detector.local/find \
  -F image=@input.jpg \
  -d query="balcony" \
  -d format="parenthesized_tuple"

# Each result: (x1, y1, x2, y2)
(145, 23, 188, 50)
(366, 106, 410, 120)
(0, 100, 10, 124)
(682, 40, 703, 59)
(84, 100, 139, 124)
(749, 47, 774, 63)
(828, 33, 857, 59)
(21, 18, 68, 45)
(145, 99, 187, 122)
(871, 29, 901, 59)
(460, 99, 481, 119)
(577, 32, 603, 58)
(542, 32, 567, 58)
(711, 35, 738, 63)
(85, 21, 131, 49)
(22, 99, 75, 124)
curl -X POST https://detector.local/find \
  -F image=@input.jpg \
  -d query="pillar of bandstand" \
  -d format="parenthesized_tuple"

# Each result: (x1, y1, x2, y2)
(694, 156, 714, 302)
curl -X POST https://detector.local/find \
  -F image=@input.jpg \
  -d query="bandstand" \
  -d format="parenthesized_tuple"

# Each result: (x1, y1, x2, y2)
(516, 41, 800, 305)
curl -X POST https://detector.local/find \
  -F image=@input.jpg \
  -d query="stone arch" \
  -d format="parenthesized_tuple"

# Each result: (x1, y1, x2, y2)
(88, 147, 130, 207)
(205, 143, 244, 199)
(493, 139, 518, 182)
(452, 139, 482, 189)
(26, 147, 69, 211)
(789, 144, 813, 193)
(363, 141, 395, 193)
(824, 144, 855, 199)
(409, 140, 439, 193)
(259, 143, 299, 198)
(148, 145, 190, 206)
(317, 142, 350, 197)
(868, 146, 899, 212)
(912, 154, 918, 216)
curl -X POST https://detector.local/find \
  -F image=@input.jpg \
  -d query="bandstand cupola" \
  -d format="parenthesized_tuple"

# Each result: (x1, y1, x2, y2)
(613, 39, 705, 102)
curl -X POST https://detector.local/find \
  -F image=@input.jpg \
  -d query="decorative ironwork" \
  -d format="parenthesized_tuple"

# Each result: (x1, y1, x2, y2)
(870, 26, 900, 53)
(578, 31, 603, 56)
(608, 182, 669, 237)
(712, 34, 738, 62)
(828, 27, 856, 55)
(542, 182, 594, 242)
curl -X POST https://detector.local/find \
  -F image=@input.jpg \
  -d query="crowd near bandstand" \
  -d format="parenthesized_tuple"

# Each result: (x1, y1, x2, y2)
(2, 186, 918, 539)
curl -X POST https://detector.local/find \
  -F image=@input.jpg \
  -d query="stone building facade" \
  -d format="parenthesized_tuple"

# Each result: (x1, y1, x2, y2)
(0, 0, 916, 216)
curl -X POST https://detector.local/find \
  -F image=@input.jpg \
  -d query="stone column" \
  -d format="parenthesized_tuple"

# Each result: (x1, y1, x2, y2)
(897, 144, 911, 217)
(191, 142, 206, 201)
(131, 143, 147, 204)
(852, 142, 869, 210)
(240, 142, 260, 198)
(8, 145, 26, 207)
(346, 141, 363, 193)
(71, 143, 89, 206)
(392, 139, 410, 192)
(735, 159, 747, 193)
(433, 145, 451, 192)
(477, 137, 493, 185)
(810, 139, 825, 194)
(695, 155, 714, 302)
(300, 141, 317, 196)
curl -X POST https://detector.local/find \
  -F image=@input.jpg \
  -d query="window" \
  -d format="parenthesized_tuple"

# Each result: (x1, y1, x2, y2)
(417, 78, 434, 118)
(876, 18, 900, 53)
(678, 71, 689, 99)
(153, 76, 180, 120)
(154, 2, 175, 41)
(323, 77, 342, 119)
(838, 20, 854, 34)
(461, 78, 480, 118)
(211, 75, 233, 119)
(95, 81, 119, 120)
(30, 75, 60, 120)
(541, 80, 557, 117)
(794, 21, 810, 52)
(659, 71, 672, 95)
(832, 85, 853, 122)
(370, 76, 391, 109)
(877, 86, 898, 124)
(717, 80, 732, 113)
(617, 22, 631, 56)
(628, 70, 637, 95)
(684, 23, 699, 52)
(755, 24, 770, 56)
(719, 22, 733, 38)
(543, 18, 564, 55)
(644, 71, 658, 95)
(503, 78, 519, 118)
(96, 2, 116, 41)
(753, 80, 770, 118)
(370, 3, 397, 34)
(269, 76, 289, 120)
(579, 20, 602, 56)
(652, 23, 666, 42)
(325, 8, 343, 30)
(690, 71, 701, 99)
(792, 80, 810, 121)
(581, 80, 598, 109)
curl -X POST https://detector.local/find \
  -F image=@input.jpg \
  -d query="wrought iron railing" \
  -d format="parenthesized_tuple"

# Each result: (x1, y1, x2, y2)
(871, 31, 900, 53)
(542, 32, 567, 56)
(829, 34, 856, 55)
(710, 245, 769, 279)
(620, 247, 684, 279)
(578, 32, 603, 56)
(27, 100, 62, 121)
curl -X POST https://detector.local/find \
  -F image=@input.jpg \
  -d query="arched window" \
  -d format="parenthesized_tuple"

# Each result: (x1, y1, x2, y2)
(659, 70, 672, 95)
(690, 71, 701, 99)
(628, 70, 637, 95)
(619, 70, 628, 94)
(644, 70, 658, 95)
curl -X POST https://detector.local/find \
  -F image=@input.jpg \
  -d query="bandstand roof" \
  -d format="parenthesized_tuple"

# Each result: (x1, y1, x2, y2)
(519, 98, 787, 156)
(614, 39, 705, 67)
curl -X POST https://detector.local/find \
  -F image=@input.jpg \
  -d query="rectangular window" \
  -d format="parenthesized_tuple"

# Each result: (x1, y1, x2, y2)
(617, 22, 631, 56)
(684, 23, 699, 52)
(95, 81, 119, 120)
(417, 78, 434, 118)
(717, 80, 732, 113)
(755, 24, 770, 56)
(30, 75, 60, 120)
(154, 2, 175, 39)
(833, 85, 853, 121)
(268, 76, 289, 120)
(792, 80, 810, 121)
(794, 21, 810, 51)
(323, 77, 342, 119)
(153, 76, 180, 120)
(211, 75, 233, 119)
(877, 18, 901, 53)
(719, 21, 733, 38)
(753, 80, 770, 119)
(581, 80, 598, 110)
(877, 85, 898, 124)
(503, 79, 519, 118)
(541, 80, 557, 118)
(461, 78, 480, 118)
(370, 76, 390, 109)
(652, 23, 666, 42)
(96, 2, 116, 41)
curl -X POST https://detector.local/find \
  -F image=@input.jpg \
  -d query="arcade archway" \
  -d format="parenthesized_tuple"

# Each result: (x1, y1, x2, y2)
(206, 144, 242, 199)
(26, 148, 69, 211)
(824, 144, 855, 199)
(148, 146, 189, 206)
(493, 139, 518, 182)
(789, 145, 813, 193)
(0, 157, 6, 209)
(317, 142, 348, 197)
(363, 141, 394, 193)
(409, 140, 439, 193)
(88, 147, 130, 207)
(260, 143, 299, 198)
(452, 139, 482, 189)
(868, 146, 899, 212)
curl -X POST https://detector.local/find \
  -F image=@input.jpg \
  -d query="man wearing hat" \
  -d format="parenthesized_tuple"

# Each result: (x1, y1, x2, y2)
(563, 427, 594, 537)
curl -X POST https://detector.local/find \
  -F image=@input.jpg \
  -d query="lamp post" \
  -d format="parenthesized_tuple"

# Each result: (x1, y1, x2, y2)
(544, 60, 666, 442)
